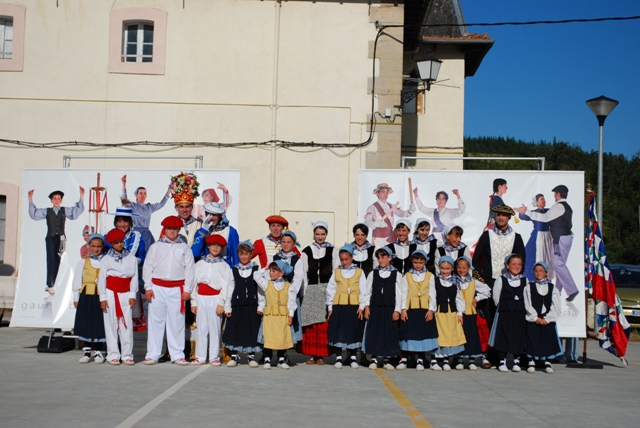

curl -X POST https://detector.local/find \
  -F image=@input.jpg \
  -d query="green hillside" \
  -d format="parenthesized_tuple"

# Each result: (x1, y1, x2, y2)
(464, 136, 640, 265)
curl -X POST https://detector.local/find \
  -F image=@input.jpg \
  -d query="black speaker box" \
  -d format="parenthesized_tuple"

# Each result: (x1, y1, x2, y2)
(37, 334, 75, 353)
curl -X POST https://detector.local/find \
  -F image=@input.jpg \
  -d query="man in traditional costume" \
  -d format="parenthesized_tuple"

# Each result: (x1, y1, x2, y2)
(252, 215, 294, 268)
(364, 183, 415, 248)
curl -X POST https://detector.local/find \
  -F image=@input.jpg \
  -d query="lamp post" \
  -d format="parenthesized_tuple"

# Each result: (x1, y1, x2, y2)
(586, 95, 618, 230)
(415, 52, 442, 91)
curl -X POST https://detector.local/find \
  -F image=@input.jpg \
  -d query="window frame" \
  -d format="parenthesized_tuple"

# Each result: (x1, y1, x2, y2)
(109, 8, 167, 75)
(122, 21, 154, 63)
(0, 17, 13, 59)
(0, 4, 25, 72)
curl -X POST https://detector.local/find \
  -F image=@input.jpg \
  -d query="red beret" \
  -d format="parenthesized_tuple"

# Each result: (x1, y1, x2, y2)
(105, 228, 126, 244)
(265, 215, 288, 227)
(161, 215, 184, 229)
(205, 234, 227, 246)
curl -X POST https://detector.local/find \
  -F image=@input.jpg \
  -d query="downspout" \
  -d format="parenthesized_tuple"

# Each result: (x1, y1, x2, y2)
(270, 0, 282, 214)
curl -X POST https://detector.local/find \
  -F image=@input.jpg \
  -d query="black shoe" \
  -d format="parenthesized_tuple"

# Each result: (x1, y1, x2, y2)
(566, 291, 579, 302)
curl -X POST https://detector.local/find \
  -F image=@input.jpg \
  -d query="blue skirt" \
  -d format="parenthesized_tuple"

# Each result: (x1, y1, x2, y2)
(462, 314, 482, 357)
(524, 321, 563, 360)
(489, 308, 527, 355)
(363, 305, 400, 357)
(74, 293, 106, 343)
(328, 305, 365, 349)
(222, 304, 262, 351)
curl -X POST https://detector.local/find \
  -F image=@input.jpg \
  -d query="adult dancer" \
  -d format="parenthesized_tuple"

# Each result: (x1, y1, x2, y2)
(364, 183, 414, 247)
(413, 188, 466, 240)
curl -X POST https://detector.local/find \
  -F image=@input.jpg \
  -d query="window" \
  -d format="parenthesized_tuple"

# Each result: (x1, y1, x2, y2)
(109, 8, 167, 75)
(0, 4, 24, 72)
(0, 18, 12, 59)
(123, 22, 153, 63)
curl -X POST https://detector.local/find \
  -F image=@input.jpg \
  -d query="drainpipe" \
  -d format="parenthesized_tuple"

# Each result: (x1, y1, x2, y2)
(270, 0, 282, 214)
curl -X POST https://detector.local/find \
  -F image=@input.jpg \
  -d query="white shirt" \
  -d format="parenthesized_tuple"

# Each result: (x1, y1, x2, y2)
(403, 271, 436, 312)
(72, 257, 101, 302)
(326, 266, 368, 311)
(143, 238, 195, 293)
(253, 269, 298, 317)
(98, 252, 139, 302)
(362, 269, 407, 313)
(191, 257, 233, 308)
(524, 199, 567, 223)
(436, 275, 465, 316)
(459, 279, 491, 303)
(224, 265, 266, 313)
(524, 282, 561, 323)
(416, 196, 466, 238)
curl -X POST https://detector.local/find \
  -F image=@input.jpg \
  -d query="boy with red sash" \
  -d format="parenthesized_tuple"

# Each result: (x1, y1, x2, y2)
(143, 215, 196, 365)
(98, 228, 138, 366)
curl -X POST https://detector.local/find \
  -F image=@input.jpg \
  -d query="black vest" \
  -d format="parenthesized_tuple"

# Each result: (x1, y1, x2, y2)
(273, 253, 299, 283)
(303, 246, 333, 284)
(530, 282, 554, 317)
(437, 246, 463, 260)
(498, 277, 527, 312)
(46, 207, 66, 237)
(371, 270, 397, 306)
(353, 246, 375, 278)
(435, 277, 457, 313)
(391, 243, 417, 274)
(231, 266, 259, 306)
(548, 201, 573, 244)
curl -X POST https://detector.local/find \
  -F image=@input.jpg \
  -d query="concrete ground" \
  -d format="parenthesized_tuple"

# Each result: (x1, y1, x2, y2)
(0, 327, 638, 428)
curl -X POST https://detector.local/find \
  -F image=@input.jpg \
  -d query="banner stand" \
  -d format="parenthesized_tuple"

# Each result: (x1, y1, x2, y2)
(566, 296, 603, 369)
(36, 328, 76, 354)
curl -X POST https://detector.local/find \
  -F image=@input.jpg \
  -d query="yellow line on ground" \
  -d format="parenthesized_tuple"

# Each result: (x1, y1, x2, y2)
(374, 370, 433, 428)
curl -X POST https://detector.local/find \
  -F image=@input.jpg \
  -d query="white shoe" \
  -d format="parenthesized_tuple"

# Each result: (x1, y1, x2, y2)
(512, 365, 521, 373)
(430, 361, 442, 371)
(383, 362, 395, 371)
(210, 359, 222, 367)
(350, 360, 359, 369)
(79, 354, 91, 364)
(190, 358, 205, 366)
(263, 357, 271, 370)
(416, 359, 425, 372)
(173, 358, 189, 366)
(396, 359, 407, 370)
(527, 364, 536, 374)
(498, 364, 509, 373)
(94, 351, 105, 364)
(108, 359, 121, 366)
(442, 363, 451, 372)
(468, 363, 477, 371)
(45, 287, 56, 295)
(369, 358, 378, 370)
(227, 357, 238, 367)
(123, 359, 135, 366)
(545, 363, 555, 374)
(144, 358, 157, 365)
(455, 363, 464, 371)
(334, 357, 343, 369)
(277, 358, 289, 370)
(248, 358, 259, 368)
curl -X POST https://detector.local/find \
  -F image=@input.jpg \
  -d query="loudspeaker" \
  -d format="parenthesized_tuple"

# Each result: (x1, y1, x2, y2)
(37, 334, 75, 353)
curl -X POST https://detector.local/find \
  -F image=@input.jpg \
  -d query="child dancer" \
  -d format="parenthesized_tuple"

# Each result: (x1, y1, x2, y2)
(351, 223, 375, 278)
(73, 233, 106, 364)
(223, 241, 263, 368)
(524, 261, 563, 374)
(298, 221, 339, 365)
(98, 228, 138, 366)
(272, 230, 303, 345)
(455, 256, 490, 370)
(411, 218, 440, 274)
(326, 243, 366, 369)
(254, 260, 297, 370)
(363, 246, 405, 371)
(190, 234, 232, 366)
(488, 253, 529, 373)
(434, 224, 470, 273)
(398, 250, 438, 371)
(391, 219, 416, 274)
(432, 256, 466, 371)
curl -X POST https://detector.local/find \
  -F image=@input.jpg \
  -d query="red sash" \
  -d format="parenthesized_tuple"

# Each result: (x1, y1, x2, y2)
(152, 278, 186, 313)
(372, 202, 395, 240)
(197, 283, 221, 296)
(107, 276, 131, 328)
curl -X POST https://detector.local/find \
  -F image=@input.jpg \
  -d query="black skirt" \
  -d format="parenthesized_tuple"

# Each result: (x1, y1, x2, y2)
(222, 304, 262, 348)
(491, 309, 526, 355)
(399, 308, 438, 341)
(462, 314, 482, 356)
(364, 305, 400, 357)
(524, 321, 563, 359)
(328, 305, 365, 346)
(74, 293, 106, 342)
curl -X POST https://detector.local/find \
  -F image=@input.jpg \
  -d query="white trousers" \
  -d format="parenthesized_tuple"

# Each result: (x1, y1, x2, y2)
(145, 285, 185, 362)
(195, 294, 223, 362)
(103, 289, 134, 361)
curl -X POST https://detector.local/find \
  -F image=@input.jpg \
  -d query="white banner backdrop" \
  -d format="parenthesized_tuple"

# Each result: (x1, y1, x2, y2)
(359, 170, 585, 338)
(11, 169, 240, 329)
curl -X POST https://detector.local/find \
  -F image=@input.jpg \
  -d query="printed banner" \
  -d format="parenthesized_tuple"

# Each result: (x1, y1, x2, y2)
(11, 168, 240, 329)
(359, 169, 585, 338)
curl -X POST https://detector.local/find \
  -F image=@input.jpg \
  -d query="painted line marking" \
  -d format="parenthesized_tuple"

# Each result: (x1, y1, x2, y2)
(115, 365, 209, 428)
(374, 370, 433, 428)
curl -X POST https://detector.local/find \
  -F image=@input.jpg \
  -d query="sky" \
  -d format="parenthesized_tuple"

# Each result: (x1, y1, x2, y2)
(461, 1, 640, 157)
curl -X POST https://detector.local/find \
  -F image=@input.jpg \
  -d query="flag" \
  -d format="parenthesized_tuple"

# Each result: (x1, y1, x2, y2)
(585, 191, 631, 361)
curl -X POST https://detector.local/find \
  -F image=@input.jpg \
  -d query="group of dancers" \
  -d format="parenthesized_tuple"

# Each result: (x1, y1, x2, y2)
(72, 181, 564, 373)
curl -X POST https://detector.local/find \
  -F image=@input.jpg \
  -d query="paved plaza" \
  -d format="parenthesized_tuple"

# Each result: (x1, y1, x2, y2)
(0, 327, 638, 428)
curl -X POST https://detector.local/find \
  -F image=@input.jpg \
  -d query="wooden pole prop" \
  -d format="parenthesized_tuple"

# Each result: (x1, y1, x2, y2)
(408, 177, 414, 204)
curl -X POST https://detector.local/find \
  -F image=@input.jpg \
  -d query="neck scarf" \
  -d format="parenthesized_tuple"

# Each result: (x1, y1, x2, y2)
(409, 267, 427, 275)
(108, 247, 130, 262)
(393, 240, 410, 248)
(443, 242, 467, 253)
(88, 253, 103, 261)
(438, 273, 459, 287)
(276, 250, 295, 264)
(339, 264, 356, 271)
(267, 234, 281, 244)
(204, 256, 225, 264)
(235, 261, 258, 271)
(376, 265, 397, 272)
(505, 272, 525, 281)
(313, 241, 333, 248)
(492, 225, 513, 236)
(457, 273, 473, 284)
(412, 235, 436, 245)
(534, 278, 552, 286)
(351, 240, 373, 250)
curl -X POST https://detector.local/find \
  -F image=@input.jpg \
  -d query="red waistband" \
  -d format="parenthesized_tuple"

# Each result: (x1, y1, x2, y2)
(106, 276, 131, 293)
(152, 278, 185, 287)
(197, 283, 221, 296)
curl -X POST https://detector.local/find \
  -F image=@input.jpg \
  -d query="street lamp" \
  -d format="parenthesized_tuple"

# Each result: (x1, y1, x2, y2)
(586, 96, 619, 229)
(416, 52, 442, 91)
